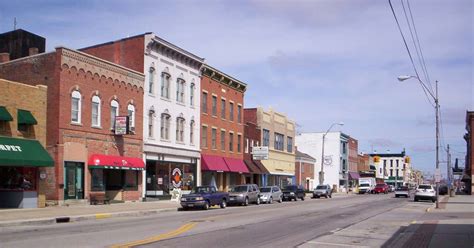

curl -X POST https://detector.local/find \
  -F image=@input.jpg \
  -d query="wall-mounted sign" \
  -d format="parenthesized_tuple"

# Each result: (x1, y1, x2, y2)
(114, 116, 129, 135)
(172, 168, 182, 188)
(323, 155, 333, 165)
(252, 146, 269, 160)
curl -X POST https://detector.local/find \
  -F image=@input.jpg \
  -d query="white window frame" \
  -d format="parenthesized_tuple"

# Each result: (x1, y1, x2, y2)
(190, 83, 195, 106)
(128, 104, 135, 131)
(176, 78, 185, 103)
(161, 72, 170, 99)
(91, 95, 101, 127)
(110, 100, 119, 129)
(176, 117, 185, 142)
(71, 90, 81, 124)
(161, 113, 171, 140)
(190, 120, 195, 145)
(148, 67, 155, 95)
(148, 110, 154, 138)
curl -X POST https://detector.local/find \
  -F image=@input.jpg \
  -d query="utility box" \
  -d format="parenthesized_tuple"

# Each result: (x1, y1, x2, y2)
(38, 194, 46, 208)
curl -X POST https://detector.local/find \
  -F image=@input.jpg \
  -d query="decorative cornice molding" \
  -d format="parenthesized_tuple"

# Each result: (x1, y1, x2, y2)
(59, 47, 145, 90)
(201, 64, 247, 93)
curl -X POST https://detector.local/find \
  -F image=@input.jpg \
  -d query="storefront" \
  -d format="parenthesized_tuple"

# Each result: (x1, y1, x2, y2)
(146, 160, 197, 198)
(88, 154, 144, 202)
(0, 136, 54, 208)
(348, 172, 360, 189)
(201, 155, 229, 191)
(266, 172, 294, 188)
(244, 160, 268, 186)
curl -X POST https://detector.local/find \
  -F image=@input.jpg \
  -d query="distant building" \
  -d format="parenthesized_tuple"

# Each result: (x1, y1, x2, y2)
(296, 132, 350, 192)
(347, 137, 359, 188)
(244, 107, 296, 188)
(0, 29, 45, 61)
(295, 149, 316, 190)
(464, 111, 473, 194)
(368, 151, 411, 187)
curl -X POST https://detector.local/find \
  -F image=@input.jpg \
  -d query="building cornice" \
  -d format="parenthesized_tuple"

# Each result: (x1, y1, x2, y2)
(201, 64, 247, 93)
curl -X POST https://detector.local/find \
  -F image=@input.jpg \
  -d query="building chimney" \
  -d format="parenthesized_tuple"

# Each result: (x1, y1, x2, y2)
(0, 53, 10, 63)
(29, 47, 39, 56)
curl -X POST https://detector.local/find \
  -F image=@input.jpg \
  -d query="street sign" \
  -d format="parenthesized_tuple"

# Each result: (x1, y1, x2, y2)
(114, 116, 129, 135)
(252, 146, 269, 160)
(435, 168, 441, 183)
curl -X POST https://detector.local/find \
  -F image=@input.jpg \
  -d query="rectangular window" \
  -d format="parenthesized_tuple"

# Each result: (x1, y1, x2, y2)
(390, 169, 393, 177)
(201, 126, 208, 148)
(221, 99, 226, 119)
(229, 102, 234, 121)
(237, 134, 242, 153)
(245, 138, 249, 153)
(148, 113, 154, 138)
(229, 132, 234, 152)
(274, 132, 284, 151)
(176, 79, 185, 103)
(110, 106, 117, 129)
(396, 160, 399, 168)
(92, 102, 99, 127)
(237, 105, 242, 123)
(342, 142, 347, 154)
(287, 137, 293, 153)
(190, 122, 194, 145)
(71, 97, 79, 123)
(124, 171, 138, 190)
(390, 159, 393, 167)
(220, 130, 225, 151)
(263, 129, 270, 147)
(91, 169, 104, 191)
(202, 92, 208, 113)
(161, 73, 170, 99)
(212, 96, 217, 116)
(211, 128, 217, 149)
(301, 165, 305, 173)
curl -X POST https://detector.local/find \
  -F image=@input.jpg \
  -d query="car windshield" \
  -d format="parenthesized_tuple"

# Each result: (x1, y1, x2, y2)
(360, 184, 370, 187)
(260, 187, 271, 192)
(230, 186, 248, 192)
(283, 186, 297, 190)
(376, 184, 385, 187)
(191, 187, 212, 193)
(418, 185, 432, 189)
(316, 185, 327, 189)
(397, 187, 408, 190)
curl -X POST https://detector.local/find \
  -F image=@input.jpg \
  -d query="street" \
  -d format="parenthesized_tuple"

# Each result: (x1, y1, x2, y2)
(0, 194, 430, 248)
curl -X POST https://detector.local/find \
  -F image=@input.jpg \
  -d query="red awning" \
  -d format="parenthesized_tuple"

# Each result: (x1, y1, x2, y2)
(349, 172, 360, 180)
(224, 157, 249, 173)
(88, 154, 145, 170)
(201, 155, 229, 172)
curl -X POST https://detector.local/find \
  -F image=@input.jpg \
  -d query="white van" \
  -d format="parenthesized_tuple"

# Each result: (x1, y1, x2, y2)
(358, 177, 376, 194)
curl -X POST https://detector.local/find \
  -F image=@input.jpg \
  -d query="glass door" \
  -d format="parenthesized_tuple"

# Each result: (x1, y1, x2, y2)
(64, 162, 84, 200)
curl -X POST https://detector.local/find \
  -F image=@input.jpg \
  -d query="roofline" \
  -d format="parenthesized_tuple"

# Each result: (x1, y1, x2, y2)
(202, 64, 247, 87)
(79, 32, 152, 51)
(150, 34, 204, 63)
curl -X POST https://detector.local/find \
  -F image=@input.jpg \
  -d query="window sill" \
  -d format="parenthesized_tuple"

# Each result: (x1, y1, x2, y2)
(71, 122, 83, 126)
(148, 93, 156, 98)
(221, 118, 226, 121)
(176, 102, 186, 107)
(203, 112, 208, 115)
(160, 138, 171, 143)
(176, 141, 186, 145)
(160, 97, 171, 102)
(212, 115, 218, 119)
(91, 126, 102, 130)
(190, 106, 195, 109)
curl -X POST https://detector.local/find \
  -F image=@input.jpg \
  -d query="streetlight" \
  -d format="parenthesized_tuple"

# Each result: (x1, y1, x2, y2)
(397, 75, 440, 209)
(319, 122, 344, 186)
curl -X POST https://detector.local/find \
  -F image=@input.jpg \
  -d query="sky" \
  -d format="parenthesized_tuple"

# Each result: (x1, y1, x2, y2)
(0, 0, 472, 176)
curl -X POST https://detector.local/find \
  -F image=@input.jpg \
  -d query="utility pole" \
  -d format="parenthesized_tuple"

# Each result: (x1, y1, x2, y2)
(447, 144, 452, 197)
(435, 80, 440, 208)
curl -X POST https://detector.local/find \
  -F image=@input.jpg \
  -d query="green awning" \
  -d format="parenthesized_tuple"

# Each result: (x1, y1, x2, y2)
(17, 109, 37, 125)
(0, 106, 13, 121)
(0, 136, 54, 167)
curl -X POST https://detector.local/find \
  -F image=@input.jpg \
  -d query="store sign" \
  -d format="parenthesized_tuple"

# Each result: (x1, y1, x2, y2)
(252, 146, 269, 160)
(323, 155, 333, 165)
(114, 116, 129, 135)
(0, 144, 23, 152)
(172, 168, 182, 188)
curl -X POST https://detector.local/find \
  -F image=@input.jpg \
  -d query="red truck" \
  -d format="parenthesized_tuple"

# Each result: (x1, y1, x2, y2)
(373, 183, 389, 194)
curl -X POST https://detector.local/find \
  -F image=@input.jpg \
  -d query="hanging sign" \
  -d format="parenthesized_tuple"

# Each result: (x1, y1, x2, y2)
(114, 116, 129, 135)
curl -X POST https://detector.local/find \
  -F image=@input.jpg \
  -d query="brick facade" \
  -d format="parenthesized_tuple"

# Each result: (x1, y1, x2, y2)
(295, 150, 316, 190)
(348, 137, 358, 172)
(0, 47, 145, 204)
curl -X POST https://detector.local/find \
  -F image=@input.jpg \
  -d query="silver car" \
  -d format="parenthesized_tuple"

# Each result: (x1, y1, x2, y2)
(259, 186, 283, 204)
(228, 184, 261, 206)
(313, 184, 332, 198)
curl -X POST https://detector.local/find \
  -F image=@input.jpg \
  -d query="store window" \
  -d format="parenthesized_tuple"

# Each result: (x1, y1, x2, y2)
(124, 171, 138, 190)
(91, 169, 104, 191)
(0, 167, 37, 191)
(146, 161, 196, 195)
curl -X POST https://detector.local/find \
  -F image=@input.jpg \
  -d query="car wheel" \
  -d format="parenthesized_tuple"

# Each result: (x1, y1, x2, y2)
(294, 197, 298, 201)
(414, 197, 419, 202)
(220, 199, 227, 209)
(329, 194, 332, 198)
(244, 197, 249, 206)
(324, 194, 328, 199)
(301, 196, 305, 201)
(256, 197, 261, 205)
(432, 198, 436, 203)
(269, 197, 273, 204)
(279, 196, 283, 203)
(395, 195, 399, 198)
(203, 201, 210, 210)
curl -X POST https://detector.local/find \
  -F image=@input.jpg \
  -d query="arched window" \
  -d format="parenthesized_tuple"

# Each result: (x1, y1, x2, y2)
(148, 67, 155, 94)
(71, 90, 81, 124)
(128, 104, 135, 132)
(190, 120, 195, 145)
(91, 95, 101, 127)
(176, 76, 185, 103)
(190, 83, 195, 106)
(161, 71, 170, 99)
(110, 100, 119, 129)
(160, 113, 171, 140)
(176, 117, 185, 142)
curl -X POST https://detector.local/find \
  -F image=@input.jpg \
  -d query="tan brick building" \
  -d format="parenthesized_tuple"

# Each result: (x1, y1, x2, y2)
(0, 79, 54, 208)
(0, 47, 145, 204)
(200, 64, 247, 191)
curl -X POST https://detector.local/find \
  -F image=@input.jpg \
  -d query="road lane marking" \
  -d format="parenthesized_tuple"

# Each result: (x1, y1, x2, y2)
(110, 222, 197, 248)
(306, 240, 370, 247)
(95, 213, 112, 219)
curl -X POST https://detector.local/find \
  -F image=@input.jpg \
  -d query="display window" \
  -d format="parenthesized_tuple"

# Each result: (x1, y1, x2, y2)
(146, 160, 196, 195)
(0, 167, 37, 191)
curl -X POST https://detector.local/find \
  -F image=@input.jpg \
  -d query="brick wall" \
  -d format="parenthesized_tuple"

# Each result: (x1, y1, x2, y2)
(295, 160, 314, 189)
(244, 121, 261, 161)
(358, 154, 370, 172)
(348, 137, 358, 172)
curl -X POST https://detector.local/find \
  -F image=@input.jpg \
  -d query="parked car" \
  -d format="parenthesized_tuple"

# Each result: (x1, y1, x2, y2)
(259, 186, 283, 204)
(373, 183, 389, 194)
(388, 185, 395, 192)
(228, 184, 260, 206)
(438, 184, 448, 195)
(394, 186, 410, 198)
(282, 185, 305, 201)
(414, 184, 436, 202)
(180, 186, 229, 210)
(312, 184, 332, 198)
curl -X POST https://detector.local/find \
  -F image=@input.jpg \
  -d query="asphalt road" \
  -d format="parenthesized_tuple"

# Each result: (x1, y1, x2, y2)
(0, 193, 414, 248)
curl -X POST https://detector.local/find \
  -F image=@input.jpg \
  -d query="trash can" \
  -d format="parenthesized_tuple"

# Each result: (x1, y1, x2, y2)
(38, 194, 46, 208)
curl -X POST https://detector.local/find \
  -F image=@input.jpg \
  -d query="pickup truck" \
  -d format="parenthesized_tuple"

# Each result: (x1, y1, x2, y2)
(180, 186, 229, 210)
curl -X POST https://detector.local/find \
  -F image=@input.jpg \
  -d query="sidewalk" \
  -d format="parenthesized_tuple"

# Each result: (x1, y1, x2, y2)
(300, 195, 474, 247)
(0, 200, 180, 227)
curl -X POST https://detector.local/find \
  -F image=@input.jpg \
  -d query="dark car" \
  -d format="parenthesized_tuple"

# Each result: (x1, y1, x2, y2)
(373, 183, 389, 194)
(438, 184, 448, 195)
(282, 185, 305, 201)
(180, 186, 229, 210)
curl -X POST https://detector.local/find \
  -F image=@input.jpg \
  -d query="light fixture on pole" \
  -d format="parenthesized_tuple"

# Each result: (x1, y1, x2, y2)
(319, 122, 344, 186)
(397, 75, 440, 209)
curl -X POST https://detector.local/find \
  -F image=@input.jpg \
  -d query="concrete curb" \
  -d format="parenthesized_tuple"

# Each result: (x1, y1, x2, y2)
(0, 207, 177, 228)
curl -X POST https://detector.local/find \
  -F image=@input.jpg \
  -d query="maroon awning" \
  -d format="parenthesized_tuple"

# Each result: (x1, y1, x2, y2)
(201, 155, 229, 172)
(349, 172, 360, 180)
(244, 160, 263, 174)
(224, 157, 249, 173)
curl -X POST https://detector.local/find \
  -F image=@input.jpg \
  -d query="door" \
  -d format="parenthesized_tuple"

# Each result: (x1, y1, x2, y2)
(64, 162, 84, 200)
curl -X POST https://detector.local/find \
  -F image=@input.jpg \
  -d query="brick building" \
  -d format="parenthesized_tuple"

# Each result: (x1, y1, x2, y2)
(295, 149, 316, 190)
(464, 111, 473, 194)
(199, 64, 247, 191)
(243, 117, 268, 186)
(0, 79, 53, 208)
(245, 107, 296, 188)
(82, 33, 204, 198)
(347, 137, 359, 188)
(0, 47, 145, 204)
